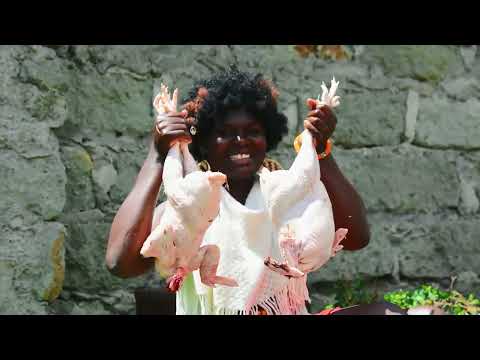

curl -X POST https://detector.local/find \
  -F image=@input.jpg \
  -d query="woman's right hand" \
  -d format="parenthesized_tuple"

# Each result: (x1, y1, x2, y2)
(153, 110, 192, 160)
(152, 85, 194, 160)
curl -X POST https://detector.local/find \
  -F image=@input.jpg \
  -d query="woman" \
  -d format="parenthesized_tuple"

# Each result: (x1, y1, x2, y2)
(106, 66, 386, 315)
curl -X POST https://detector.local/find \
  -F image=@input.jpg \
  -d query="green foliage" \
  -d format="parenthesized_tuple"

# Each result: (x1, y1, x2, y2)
(325, 277, 378, 309)
(384, 284, 480, 315)
(322, 278, 480, 315)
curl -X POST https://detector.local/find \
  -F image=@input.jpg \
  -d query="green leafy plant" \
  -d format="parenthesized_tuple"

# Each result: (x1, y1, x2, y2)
(325, 277, 378, 309)
(322, 278, 480, 315)
(384, 284, 480, 315)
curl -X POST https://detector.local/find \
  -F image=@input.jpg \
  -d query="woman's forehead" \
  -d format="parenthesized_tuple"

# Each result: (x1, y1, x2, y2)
(217, 109, 261, 128)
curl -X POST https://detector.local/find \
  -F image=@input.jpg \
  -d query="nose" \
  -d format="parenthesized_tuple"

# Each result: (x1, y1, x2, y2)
(234, 133, 248, 144)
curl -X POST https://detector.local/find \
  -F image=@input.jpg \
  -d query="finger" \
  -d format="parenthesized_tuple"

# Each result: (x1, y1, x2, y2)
(162, 124, 189, 133)
(156, 120, 188, 132)
(307, 105, 332, 118)
(311, 106, 337, 133)
(309, 115, 330, 132)
(320, 106, 337, 132)
(307, 108, 320, 117)
(184, 116, 197, 127)
(307, 117, 331, 138)
(304, 120, 324, 140)
(306, 107, 330, 118)
(155, 115, 180, 125)
(166, 111, 188, 118)
(304, 120, 328, 149)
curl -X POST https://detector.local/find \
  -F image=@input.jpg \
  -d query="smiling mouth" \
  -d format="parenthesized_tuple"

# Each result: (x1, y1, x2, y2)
(229, 153, 250, 160)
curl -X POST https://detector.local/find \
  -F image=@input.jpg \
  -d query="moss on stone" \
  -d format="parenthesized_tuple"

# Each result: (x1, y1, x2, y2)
(366, 45, 461, 84)
(42, 231, 65, 302)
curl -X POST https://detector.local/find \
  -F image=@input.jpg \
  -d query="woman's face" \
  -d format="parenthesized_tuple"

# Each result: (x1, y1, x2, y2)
(205, 109, 267, 181)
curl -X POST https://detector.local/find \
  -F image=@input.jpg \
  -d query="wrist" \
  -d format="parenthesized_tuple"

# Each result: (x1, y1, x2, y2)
(294, 135, 333, 160)
(315, 138, 328, 153)
(316, 139, 332, 160)
(148, 142, 166, 164)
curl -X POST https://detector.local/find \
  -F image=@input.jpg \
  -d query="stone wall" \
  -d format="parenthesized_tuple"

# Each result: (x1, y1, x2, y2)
(1, 45, 479, 314)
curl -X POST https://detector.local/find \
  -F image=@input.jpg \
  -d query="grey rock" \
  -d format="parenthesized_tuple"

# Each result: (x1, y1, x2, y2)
(308, 218, 396, 282)
(334, 145, 459, 213)
(362, 45, 463, 84)
(18, 45, 73, 95)
(454, 271, 480, 296)
(92, 163, 117, 195)
(458, 178, 479, 215)
(460, 45, 477, 70)
(456, 152, 480, 215)
(333, 90, 407, 147)
(392, 78, 435, 97)
(86, 45, 155, 75)
(0, 222, 66, 313)
(404, 90, 419, 142)
(63, 69, 153, 139)
(1, 121, 60, 159)
(60, 145, 96, 213)
(30, 222, 66, 302)
(440, 77, 480, 101)
(0, 150, 66, 221)
(61, 209, 159, 292)
(415, 96, 480, 149)
(397, 215, 480, 279)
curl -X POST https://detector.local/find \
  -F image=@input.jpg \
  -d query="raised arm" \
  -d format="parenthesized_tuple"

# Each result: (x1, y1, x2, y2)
(303, 100, 370, 250)
(105, 142, 163, 278)
(316, 154, 370, 250)
(106, 108, 191, 278)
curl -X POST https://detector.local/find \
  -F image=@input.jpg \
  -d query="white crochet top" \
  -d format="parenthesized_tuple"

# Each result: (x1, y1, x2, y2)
(175, 173, 311, 315)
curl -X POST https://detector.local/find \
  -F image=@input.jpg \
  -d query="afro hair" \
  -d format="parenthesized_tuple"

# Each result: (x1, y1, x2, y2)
(181, 65, 289, 160)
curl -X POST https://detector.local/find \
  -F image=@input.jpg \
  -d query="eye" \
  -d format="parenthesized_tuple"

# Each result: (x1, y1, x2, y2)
(248, 126, 264, 138)
(216, 128, 235, 140)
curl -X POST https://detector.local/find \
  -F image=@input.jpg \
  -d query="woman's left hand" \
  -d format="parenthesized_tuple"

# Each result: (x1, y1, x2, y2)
(303, 98, 337, 153)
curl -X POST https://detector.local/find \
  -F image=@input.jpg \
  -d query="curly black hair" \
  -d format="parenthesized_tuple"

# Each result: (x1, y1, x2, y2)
(182, 65, 289, 160)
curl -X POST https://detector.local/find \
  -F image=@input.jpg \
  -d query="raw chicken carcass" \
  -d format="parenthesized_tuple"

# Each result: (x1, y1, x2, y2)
(140, 84, 238, 292)
(262, 77, 347, 278)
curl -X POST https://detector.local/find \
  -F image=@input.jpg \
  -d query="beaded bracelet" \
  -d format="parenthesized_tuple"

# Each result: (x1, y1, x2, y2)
(294, 135, 332, 160)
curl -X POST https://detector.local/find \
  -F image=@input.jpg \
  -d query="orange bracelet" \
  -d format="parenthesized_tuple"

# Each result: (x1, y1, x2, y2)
(294, 135, 332, 160)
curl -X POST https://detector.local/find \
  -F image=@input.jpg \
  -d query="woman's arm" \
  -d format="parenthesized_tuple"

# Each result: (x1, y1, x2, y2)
(319, 154, 370, 250)
(304, 100, 370, 250)
(106, 109, 192, 278)
(105, 143, 162, 278)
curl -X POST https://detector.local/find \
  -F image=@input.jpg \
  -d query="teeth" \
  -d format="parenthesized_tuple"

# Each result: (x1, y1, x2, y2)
(230, 154, 250, 160)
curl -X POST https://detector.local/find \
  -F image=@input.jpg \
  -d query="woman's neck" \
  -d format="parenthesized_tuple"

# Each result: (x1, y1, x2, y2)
(227, 176, 255, 205)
